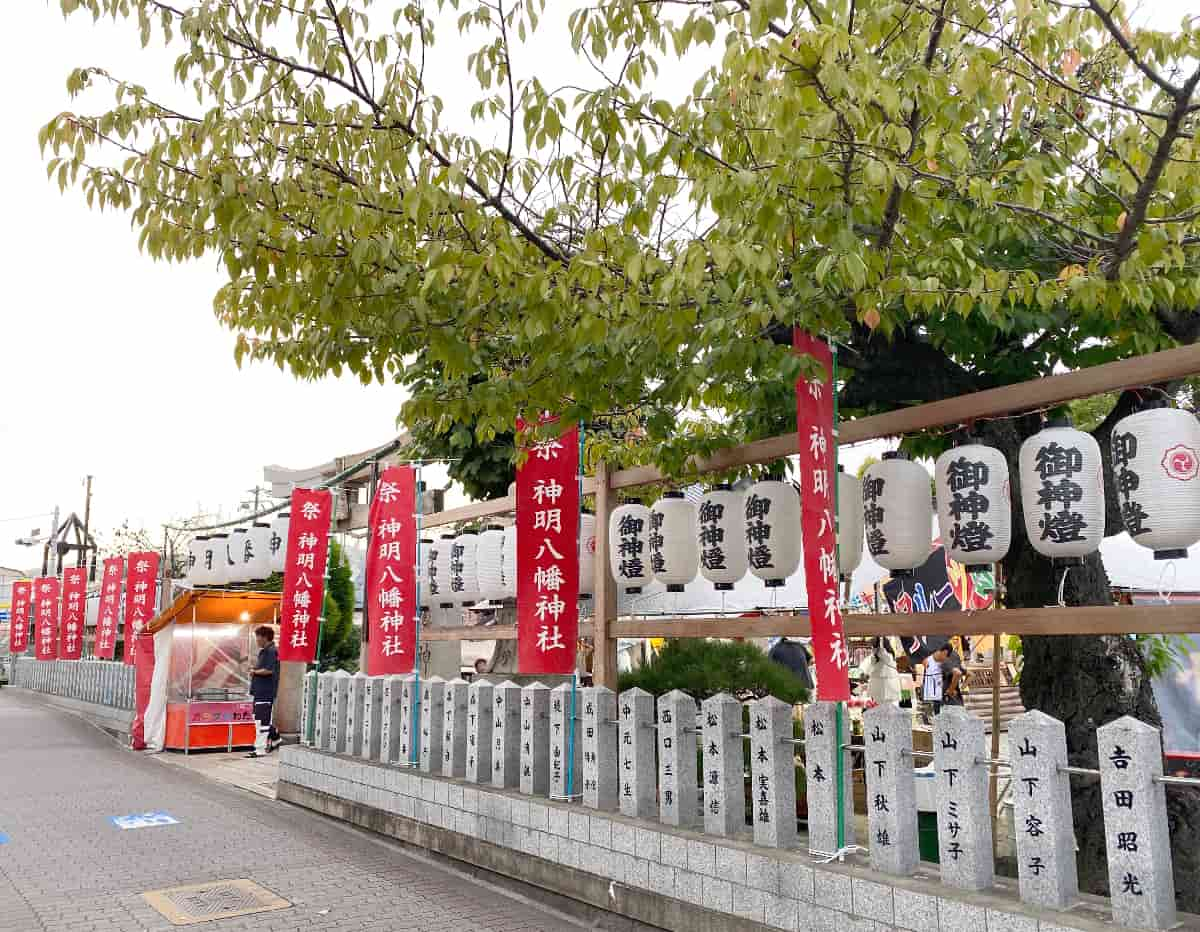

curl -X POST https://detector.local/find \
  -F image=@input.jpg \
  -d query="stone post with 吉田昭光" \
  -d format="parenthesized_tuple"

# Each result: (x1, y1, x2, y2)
(1097, 716, 1176, 931)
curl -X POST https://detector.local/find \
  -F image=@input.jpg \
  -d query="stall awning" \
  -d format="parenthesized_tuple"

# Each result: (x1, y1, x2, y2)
(146, 589, 281, 634)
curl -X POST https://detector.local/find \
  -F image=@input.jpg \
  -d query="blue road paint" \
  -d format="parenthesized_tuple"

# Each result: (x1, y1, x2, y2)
(0, 833, 9, 844)
(110, 812, 180, 830)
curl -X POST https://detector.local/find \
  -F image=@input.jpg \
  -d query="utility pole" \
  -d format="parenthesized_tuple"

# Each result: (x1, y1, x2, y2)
(41, 505, 60, 577)
(80, 475, 93, 573)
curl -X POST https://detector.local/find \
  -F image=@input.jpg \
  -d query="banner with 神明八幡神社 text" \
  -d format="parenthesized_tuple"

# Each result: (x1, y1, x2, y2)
(364, 465, 417, 675)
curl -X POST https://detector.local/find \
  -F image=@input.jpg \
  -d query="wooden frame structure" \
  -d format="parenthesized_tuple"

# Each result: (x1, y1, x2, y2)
(335, 343, 1200, 690)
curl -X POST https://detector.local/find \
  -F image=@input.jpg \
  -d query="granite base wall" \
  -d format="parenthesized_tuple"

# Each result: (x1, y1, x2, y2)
(280, 747, 1196, 932)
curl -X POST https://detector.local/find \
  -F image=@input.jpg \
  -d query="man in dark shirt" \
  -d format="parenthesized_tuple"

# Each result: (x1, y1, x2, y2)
(930, 642, 965, 712)
(248, 626, 280, 756)
(767, 637, 814, 690)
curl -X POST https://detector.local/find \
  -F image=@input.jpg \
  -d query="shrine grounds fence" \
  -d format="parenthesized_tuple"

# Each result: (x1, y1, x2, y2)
(289, 672, 1200, 931)
(8, 657, 135, 710)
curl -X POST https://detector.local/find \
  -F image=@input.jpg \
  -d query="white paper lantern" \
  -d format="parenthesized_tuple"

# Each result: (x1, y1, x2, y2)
(451, 532, 481, 605)
(476, 526, 507, 601)
(935, 443, 1012, 569)
(209, 533, 230, 586)
(609, 503, 652, 593)
(1019, 419, 1105, 563)
(268, 511, 290, 574)
(578, 513, 597, 598)
(837, 468, 864, 581)
(416, 538, 432, 603)
(697, 485, 746, 590)
(862, 453, 933, 575)
(1111, 404, 1200, 559)
(197, 536, 219, 587)
(430, 534, 455, 607)
(501, 526, 517, 599)
(745, 480, 801, 587)
(246, 523, 272, 581)
(187, 536, 207, 586)
(650, 493, 699, 592)
(226, 528, 252, 584)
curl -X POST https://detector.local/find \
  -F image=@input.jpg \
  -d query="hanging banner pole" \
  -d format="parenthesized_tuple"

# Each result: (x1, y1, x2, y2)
(411, 465, 424, 768)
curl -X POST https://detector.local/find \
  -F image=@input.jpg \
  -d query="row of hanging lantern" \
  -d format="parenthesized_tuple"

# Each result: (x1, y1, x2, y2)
(185, 511, 290, 588)
(419, 516, 599, 609)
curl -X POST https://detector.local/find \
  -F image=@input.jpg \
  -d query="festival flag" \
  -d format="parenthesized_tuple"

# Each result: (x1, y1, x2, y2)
(9, 580, 31, 655)
(59, 567, 87, 660)
(794, 330, 851, 701)
(123, 552, 160, 665)
(516, 419, 580, 675)
(34, 576, 60, 661)
(94, 558, 124, 659)
(365, 466, 417, 675)
(278, 488, 333, 663)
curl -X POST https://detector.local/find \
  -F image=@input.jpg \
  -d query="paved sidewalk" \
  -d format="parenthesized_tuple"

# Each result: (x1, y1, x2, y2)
(0, 690, 586, 931)
(151, 747, 280, 800)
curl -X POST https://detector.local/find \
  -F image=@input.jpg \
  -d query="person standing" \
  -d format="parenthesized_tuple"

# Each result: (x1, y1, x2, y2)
(247, 626, 280, 757)
(931, 642, 965, 710)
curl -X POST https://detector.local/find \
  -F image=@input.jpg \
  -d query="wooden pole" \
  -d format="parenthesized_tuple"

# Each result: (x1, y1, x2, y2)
(990, 566, 1004, 860)
(592, 460, 619, 690)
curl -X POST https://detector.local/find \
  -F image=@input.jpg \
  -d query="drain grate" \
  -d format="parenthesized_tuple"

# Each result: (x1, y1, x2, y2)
(142, 879, 290, 926)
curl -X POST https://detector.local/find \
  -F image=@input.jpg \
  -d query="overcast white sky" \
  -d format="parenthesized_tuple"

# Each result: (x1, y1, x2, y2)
(0, 1, 1192, 574)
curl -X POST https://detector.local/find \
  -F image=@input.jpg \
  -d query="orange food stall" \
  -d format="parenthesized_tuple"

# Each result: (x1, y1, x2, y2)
(147, 590, 281, 753)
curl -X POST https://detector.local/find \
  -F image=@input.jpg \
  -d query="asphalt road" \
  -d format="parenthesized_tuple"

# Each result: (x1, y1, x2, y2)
(0, 689, 586, 931)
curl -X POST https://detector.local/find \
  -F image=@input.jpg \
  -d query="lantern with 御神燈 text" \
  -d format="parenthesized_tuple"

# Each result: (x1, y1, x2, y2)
(935, 442, 1012, 569)
(1019, 418, 1105, 564)
(187, 536, 206, 587)
(209, 533, 230, 586)
(609, 503, 651, 593)
(450, 532, 480, 606)
(228, 529, 252, 584)
(268, 511, 290, 573)
(745, 480, 801, 587)
(476, 526, 507, 601)
(578, 512, 597, 598)
(430, 534, 455, 607)
(863, 453, 933, 576)
(1111, 402, 1200, 559)
(246, 522, 272, 581)
(836, 467, 863, 581)
(698, 485, 746, 590)
(501, 526, 517, 599)
(650, 493, 699, 592)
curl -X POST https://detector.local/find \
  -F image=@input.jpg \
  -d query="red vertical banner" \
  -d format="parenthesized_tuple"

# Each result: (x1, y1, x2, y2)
(60, 567, 87, 660)
(365, 466, 417, 675)
(794, 330, 851, 702)
(278, 488, 332, 663)
(123, 552, 160, 665)
(9, 580, 31, 655)
(34, 577, 60, 661)
(516, 420, 580, 675)
(94, 558, 124, 659)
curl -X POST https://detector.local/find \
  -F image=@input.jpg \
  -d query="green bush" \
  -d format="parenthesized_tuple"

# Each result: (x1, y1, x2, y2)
(618, 638, 810, 705)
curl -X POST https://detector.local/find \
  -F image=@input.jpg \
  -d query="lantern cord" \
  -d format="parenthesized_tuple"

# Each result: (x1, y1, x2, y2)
(1157, 562, 1177, 605)
(1056, 566, 1069, 607)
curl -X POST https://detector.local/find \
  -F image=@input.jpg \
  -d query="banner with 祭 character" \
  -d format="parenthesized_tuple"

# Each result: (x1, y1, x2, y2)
(9, 580, 31, 655)
(516, 418, 580, 675)
(794, 330, 851, 702)
(123, 552, 160, 665)
(59, 567, 87, 660)
(34, 576, 60, 661)
(364, 465, 418, 675)
(94, 558, 124, 659)
(278, 488, 332, 663)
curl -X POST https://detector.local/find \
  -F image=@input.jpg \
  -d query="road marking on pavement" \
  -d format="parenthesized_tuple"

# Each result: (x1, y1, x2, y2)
(0, 833, 9, 844)
(110, 812, 180, 830)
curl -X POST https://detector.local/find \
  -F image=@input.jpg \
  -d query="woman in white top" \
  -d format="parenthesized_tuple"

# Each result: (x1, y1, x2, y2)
(861, 637, 902, 706)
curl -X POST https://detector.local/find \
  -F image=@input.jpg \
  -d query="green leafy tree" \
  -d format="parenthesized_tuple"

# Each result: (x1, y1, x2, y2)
(43, 0, 1200, 903)
(260, 540, 358, 671)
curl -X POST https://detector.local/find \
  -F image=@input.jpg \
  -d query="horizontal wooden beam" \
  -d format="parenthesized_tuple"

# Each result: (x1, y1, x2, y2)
(607, 604, 1200, 639)
(412, 605, 1197, 641)
(421, 496, 516, 530)
(603, 342, 1200, 490)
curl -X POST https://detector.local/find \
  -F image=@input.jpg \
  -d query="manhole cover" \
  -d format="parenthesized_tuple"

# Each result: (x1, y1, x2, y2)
(142, 879, 290, 926)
